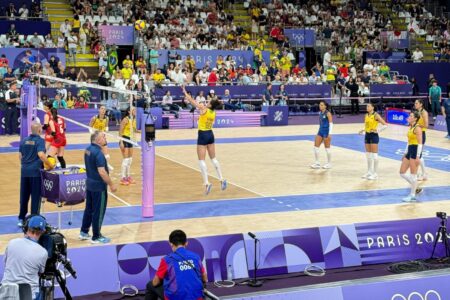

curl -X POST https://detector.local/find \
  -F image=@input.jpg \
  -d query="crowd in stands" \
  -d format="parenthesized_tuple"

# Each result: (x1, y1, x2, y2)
(0, 2, 42, 19)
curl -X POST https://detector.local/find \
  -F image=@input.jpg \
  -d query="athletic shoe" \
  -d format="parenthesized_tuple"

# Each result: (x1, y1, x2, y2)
(120, 178, 129, 186)
(127, 177, 136, 184)
(91, 236, 111, 244)
(17, 219, 23, 228)
(322, 163, 332, 169)
(361, 172, 371, 179)
(417, 174, 428, 181)
(221, 180, 228, 191)
(367, 173, 378, 180)
(79, 232, 91, 240)
(205, 183, 212, 195)
(402, 195, 417, 202)
(416, 188, 424, 195)
(310, 163, 321, 169)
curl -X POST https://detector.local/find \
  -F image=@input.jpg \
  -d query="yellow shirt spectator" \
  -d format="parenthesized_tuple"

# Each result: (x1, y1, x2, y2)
(152, 72, 165, 82)
(185, 58, 195, 70)
(280, 56, 291, 71)
(121, 67, 133, 80)
(326, 68, 336, 81)
(254, 48, 262, 60)
(259, 65, 268, 76)
(123, 59, 133, 68)
(135, 60, 146, 69)
(66, 98, 75, 109)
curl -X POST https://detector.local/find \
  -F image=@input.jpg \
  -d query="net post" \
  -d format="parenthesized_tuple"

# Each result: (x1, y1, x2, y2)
(140, 108, 155, 218)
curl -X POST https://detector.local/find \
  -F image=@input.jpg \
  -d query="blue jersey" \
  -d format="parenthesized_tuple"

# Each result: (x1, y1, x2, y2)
(156, 247, 205, 300)
(84, 143, 108, 192)
(19, 134, 45, 177)
(319, 110, 330, 130)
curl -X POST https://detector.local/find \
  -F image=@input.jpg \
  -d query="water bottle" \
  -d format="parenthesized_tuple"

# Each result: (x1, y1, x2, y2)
(227, 265, 233, 281)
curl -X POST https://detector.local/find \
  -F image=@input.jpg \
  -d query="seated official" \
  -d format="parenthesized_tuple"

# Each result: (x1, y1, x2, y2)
(1, 215, 48, 300)
(146, 230, 207, 300)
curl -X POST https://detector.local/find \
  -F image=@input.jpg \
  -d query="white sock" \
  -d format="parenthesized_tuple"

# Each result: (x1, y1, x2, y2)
(105, 154, 110, 160)
(400, 173, 412, 184)
(127, 157, 133, 177)
(211, 158, 223, 181)
(314, 147, 320, 164)
(419, 158, 426, 176)
(325, 148, 331, 164)
(121, 158, 128, 179)
(366, 152, 373, 174)
(410, 174, 417, 196)
(372, 153, 379, 174)
(199, 160, 209, 185)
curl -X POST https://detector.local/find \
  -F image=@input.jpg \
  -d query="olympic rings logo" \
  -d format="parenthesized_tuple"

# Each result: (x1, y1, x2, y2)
(43, 179, 54, 191)
(391, 290, 441, 300)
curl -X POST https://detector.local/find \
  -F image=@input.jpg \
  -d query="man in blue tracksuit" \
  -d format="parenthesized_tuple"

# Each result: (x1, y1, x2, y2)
(18, 123, 52, 227)
(80, 131, 116, 244)
(146, 230, 207, 300)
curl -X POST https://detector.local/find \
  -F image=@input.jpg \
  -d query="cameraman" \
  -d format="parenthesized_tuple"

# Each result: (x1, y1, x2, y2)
(1, 215, 48, 299)
(145, 230, 207, 300)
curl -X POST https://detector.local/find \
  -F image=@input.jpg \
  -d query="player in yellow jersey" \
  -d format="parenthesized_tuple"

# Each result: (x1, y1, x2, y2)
(182, 86, 227, 195)
(89, 106, 113, 169)
(119, 107, 137, 186)
(358, 103, 387, 180)
(399, 111, 423, 202)
(414, 99, 429, 181)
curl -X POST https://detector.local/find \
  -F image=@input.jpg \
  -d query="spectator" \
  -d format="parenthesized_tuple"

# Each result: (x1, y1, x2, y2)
(149, 47, 160, 74)
(98, 66, 110, 101)
(346, 77, 360, 114)
(67, 31, 78, 65)
(195, 90, 206, 103)
(161, 90, 180, 117)
(18, 4, 29, 20)
(429, 80, 442, 120)
(79, 23, 89, 54)
(75, 95, 89, 109)
(60, 19, 72, 38)
(52, 94, 67, 109)
(208, 68, 218, 86)
(106, 93, 122, 125)
(412, 47, 424, 63)
(44, 34, 55, 48)
(121, 62, 133, 80)
(262, 83, 274, 106)
(66, 93, 76, 109)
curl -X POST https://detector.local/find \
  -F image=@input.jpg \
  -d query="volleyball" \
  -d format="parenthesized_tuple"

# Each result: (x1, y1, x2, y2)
(44, 157, 56, 170)
(135, 20, 146, 31)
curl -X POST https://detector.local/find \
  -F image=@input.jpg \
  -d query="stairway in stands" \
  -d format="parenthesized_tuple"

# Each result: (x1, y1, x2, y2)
(42, 0, 99, 68)
(372, 0, 434, 60)
(225, 3, 274, 55)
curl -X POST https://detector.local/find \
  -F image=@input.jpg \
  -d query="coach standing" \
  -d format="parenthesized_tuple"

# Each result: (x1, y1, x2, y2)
(18, 123, 53, 227)
(80, 131, 117, 244)
(5, 81, 20, 135)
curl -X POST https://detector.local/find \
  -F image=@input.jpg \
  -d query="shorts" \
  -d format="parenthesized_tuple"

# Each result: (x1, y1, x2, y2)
(50, 136, 66, 148)
(317, 128, 329, 138)
(365, 132, 379, 144)
(405, 145, 418, 160)
(121, 136, 133, 148)
(197, 130, 215, 146)
(45, 135, 54, 143)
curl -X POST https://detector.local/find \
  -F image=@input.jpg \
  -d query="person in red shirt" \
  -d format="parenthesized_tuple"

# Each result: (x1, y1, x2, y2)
(207, 68, 218, 86)
(0, 54, 9, 68)
(338, 64, 349, 79)
(74, 96, 89, 109)
(47, 108, 67, 168)
(270, 25, 281, 42)
(292, 64, 301, 75)
(244, 64, 253, 76)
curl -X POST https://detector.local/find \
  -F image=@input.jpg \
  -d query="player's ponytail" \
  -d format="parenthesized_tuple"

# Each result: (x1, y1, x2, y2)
(50, 107, 58, 121)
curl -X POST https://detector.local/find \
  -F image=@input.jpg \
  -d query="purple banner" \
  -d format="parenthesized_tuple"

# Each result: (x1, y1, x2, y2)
(40, 87, 100, 103)
(342, 273, 450, 300)
(99, 25, 134, 46)
(41, 169, 86, 205)
(262, 106, 289, 126)
(434, 115, 447, 132)
(157, 50, 270, 69)
(116, 234, 248, 290)
(284, 29, 316, 47)
(0, 20, 50, 35)
(0, 48, 65, 70)
(355, 218, 445, 264)
(364, 51, 407, 63)
(385, 108, 410, 126)
(369, 84, 413, 97)
(154, 85, 332, 100)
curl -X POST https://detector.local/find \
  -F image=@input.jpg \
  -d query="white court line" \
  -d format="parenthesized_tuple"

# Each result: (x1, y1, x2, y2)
(155, 152, 267, 197)
(108, 192, 132, 207)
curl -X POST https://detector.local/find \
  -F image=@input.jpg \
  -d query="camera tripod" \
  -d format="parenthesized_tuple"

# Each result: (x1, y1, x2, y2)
(40, 266, 72, 300)
(430, 217, 450, 259)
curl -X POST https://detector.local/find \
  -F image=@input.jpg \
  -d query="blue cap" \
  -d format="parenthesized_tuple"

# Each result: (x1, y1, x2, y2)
(28, 216, 47, 231)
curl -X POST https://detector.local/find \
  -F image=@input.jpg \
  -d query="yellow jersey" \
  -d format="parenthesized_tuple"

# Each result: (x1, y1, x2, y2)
(92, 115, 108, 131)
(417, 109, 427, 132)
(122, 117, 136, 137)
(365, 112, 379, 133)
(198, 109, 215, 131)
(407, 125, 419, 145)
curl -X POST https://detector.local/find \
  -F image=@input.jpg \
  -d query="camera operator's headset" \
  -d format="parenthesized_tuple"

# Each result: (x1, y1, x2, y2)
(22, 214, 48, 234)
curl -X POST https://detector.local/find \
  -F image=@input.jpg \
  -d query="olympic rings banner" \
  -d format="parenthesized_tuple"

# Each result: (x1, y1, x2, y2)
(40, 169, 86, 205)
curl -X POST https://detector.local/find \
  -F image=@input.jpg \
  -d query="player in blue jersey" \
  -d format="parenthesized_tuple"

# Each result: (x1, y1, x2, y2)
(311, 101, 333, 169)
